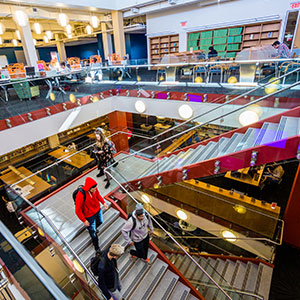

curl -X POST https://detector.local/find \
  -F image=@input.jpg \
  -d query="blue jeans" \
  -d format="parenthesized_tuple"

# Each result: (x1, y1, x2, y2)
(86, 209, 103, 251)
(109, 279, 122, 300)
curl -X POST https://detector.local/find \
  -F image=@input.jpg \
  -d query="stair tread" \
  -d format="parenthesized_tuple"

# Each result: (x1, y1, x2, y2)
(255, 263, 273, 300)
(121, 250, 158, 299)
(149, 269, 179, 300)
(232, 261, 247, 289)
(128, 258, 168, 300)
(244, 262, 259, 292)
(69, 208, 119, 253)
(168, 281, 190, 300)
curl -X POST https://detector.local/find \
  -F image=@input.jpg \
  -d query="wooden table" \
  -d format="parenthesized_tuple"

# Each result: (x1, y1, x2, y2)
(225, 165, 265, 186)
(0, 166, 51, 200)
(48, 146, 94, 169)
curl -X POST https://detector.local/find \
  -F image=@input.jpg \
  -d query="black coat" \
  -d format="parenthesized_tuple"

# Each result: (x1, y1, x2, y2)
(98, 251, 119, 299)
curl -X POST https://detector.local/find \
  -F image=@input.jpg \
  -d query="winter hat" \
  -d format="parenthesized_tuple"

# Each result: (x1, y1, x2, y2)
(135, 203, 144, 216)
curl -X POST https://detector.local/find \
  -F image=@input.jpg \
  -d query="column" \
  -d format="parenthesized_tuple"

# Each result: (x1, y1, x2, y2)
(179, 31, 187, 52)
(55, 34, 67, 62)
(19, 23, 38, 70)
(111, 10, 126, 58)
(101, 23, 113, 60)
(108, 111, 129, 152)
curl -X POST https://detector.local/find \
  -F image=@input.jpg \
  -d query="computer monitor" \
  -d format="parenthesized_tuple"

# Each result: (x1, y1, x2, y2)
(25, 66, 35, 77)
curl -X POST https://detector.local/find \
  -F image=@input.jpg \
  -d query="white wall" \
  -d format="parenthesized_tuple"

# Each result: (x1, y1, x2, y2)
(147, 0, 291, 52)
(0, 95, 286, 155)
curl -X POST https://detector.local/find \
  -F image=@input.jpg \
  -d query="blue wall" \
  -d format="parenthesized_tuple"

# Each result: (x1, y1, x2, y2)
(0, 47, 23, 64)
(66, 43, 99, 60)
(125, 34, 147, 60)
(38, 47, 58, 62)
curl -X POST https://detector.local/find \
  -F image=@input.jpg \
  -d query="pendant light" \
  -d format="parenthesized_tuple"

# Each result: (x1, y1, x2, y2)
(16, 30, 21, 40)
(66, 24, 72, 35)
(91, 16, 99, 28)
(57, 13, 68, 27)
(0, 23, 6, 35)
(33, 22, 42, 35)
(86, 25, 92, 35)
(45, 30, 53, 40)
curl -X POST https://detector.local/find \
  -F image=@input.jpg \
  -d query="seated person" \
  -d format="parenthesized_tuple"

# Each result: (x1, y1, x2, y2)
(262, 164, 284, 185)
(272, 41, 292, 59)
(197, 51, 206, 60)
(208, 46, 218, 59)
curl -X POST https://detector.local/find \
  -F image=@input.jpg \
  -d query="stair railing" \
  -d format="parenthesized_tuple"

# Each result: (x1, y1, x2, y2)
(113, 77, 300, 168)
(109, 171, 235, 300)
(11, 191, 106, 300)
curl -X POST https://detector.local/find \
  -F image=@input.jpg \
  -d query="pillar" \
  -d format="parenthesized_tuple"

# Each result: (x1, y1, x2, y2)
(108, 111, 129, 152)
(55, 34, 67, 62)
(111, 10, 126, 58)
(19, 23, 38, 70)
(101, 23, 113, 60)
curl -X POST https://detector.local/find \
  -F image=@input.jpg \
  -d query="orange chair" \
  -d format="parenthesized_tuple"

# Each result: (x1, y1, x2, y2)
(37, 60, 51, 71)
(8, 63, 26, 79)
(89, 55, 102, 64)
(67, 57, 81, 70)
(109, 53, 122, 65)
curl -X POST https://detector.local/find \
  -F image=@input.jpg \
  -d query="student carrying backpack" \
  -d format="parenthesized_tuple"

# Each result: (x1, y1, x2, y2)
(74, 177, 109, 253)
(121, 203, 153, 264)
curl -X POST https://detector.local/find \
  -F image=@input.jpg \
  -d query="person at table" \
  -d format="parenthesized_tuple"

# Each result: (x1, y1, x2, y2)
(208, 46, 218, 59)
(93, 128, 114, 189)
(75, 177, 109, 253)
(272, 41, 292, 59)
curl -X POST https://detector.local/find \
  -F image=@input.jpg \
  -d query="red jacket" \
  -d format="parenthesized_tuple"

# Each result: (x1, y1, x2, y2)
(75, 177, 105, 222)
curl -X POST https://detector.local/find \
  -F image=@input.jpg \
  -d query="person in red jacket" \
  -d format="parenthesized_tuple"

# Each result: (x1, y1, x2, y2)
(75, 177, 108, 252)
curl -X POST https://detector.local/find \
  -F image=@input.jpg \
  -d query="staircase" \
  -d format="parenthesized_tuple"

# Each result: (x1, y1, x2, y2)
(67, 202, 202, 300)
(165, 253, 273, 300)
(118, 113, 300, 190)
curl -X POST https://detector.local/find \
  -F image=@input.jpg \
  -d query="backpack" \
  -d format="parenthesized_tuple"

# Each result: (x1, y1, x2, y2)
(90, 252, 105, 277)
(73, 185, 86, 208)
(127, 211, 150, 237)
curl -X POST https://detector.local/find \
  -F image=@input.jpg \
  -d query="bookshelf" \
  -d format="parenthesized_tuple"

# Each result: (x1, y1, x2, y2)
(150, 34, 179, 64)
(187, 21, 281, 59)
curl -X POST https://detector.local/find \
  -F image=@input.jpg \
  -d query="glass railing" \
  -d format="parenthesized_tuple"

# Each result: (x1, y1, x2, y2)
(0, 220, 70, 300)
(0, 58, 299, 123)
(107, 171, 264, 300)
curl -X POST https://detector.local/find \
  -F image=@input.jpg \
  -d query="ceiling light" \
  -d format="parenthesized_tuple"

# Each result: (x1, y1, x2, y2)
(0, 37, 2, 45)
(67, 33, 72, 39)
(14, 10, 28, 27)
(0, 23, 5, 35)
(178, 104, 193, 119)
(141, 194, 150, 203)
(176, 209, 188, 221)
(58, 13, 68, 27)
(86, 25, 92, 35)
(43, 36, 49, 43)
(12, 39, 18, 46)
(91, 16, 99, 28)
(33, 22, 42, 35)
(221, 230, 237, 242)
(72, 259, 84, 273)
(238, 110, 259, 126)
(16, 30, 21, 40)
(33, 39, 37, 46)
(135, 100, 146, 113)
(45, 30, 53, 40)
(66, 24, 72, 34)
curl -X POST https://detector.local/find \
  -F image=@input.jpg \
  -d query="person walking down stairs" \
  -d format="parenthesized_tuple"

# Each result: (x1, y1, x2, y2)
(97, 244, 125, 300)
(121, 203, 153, 264)
(75, 177, 108, 253)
